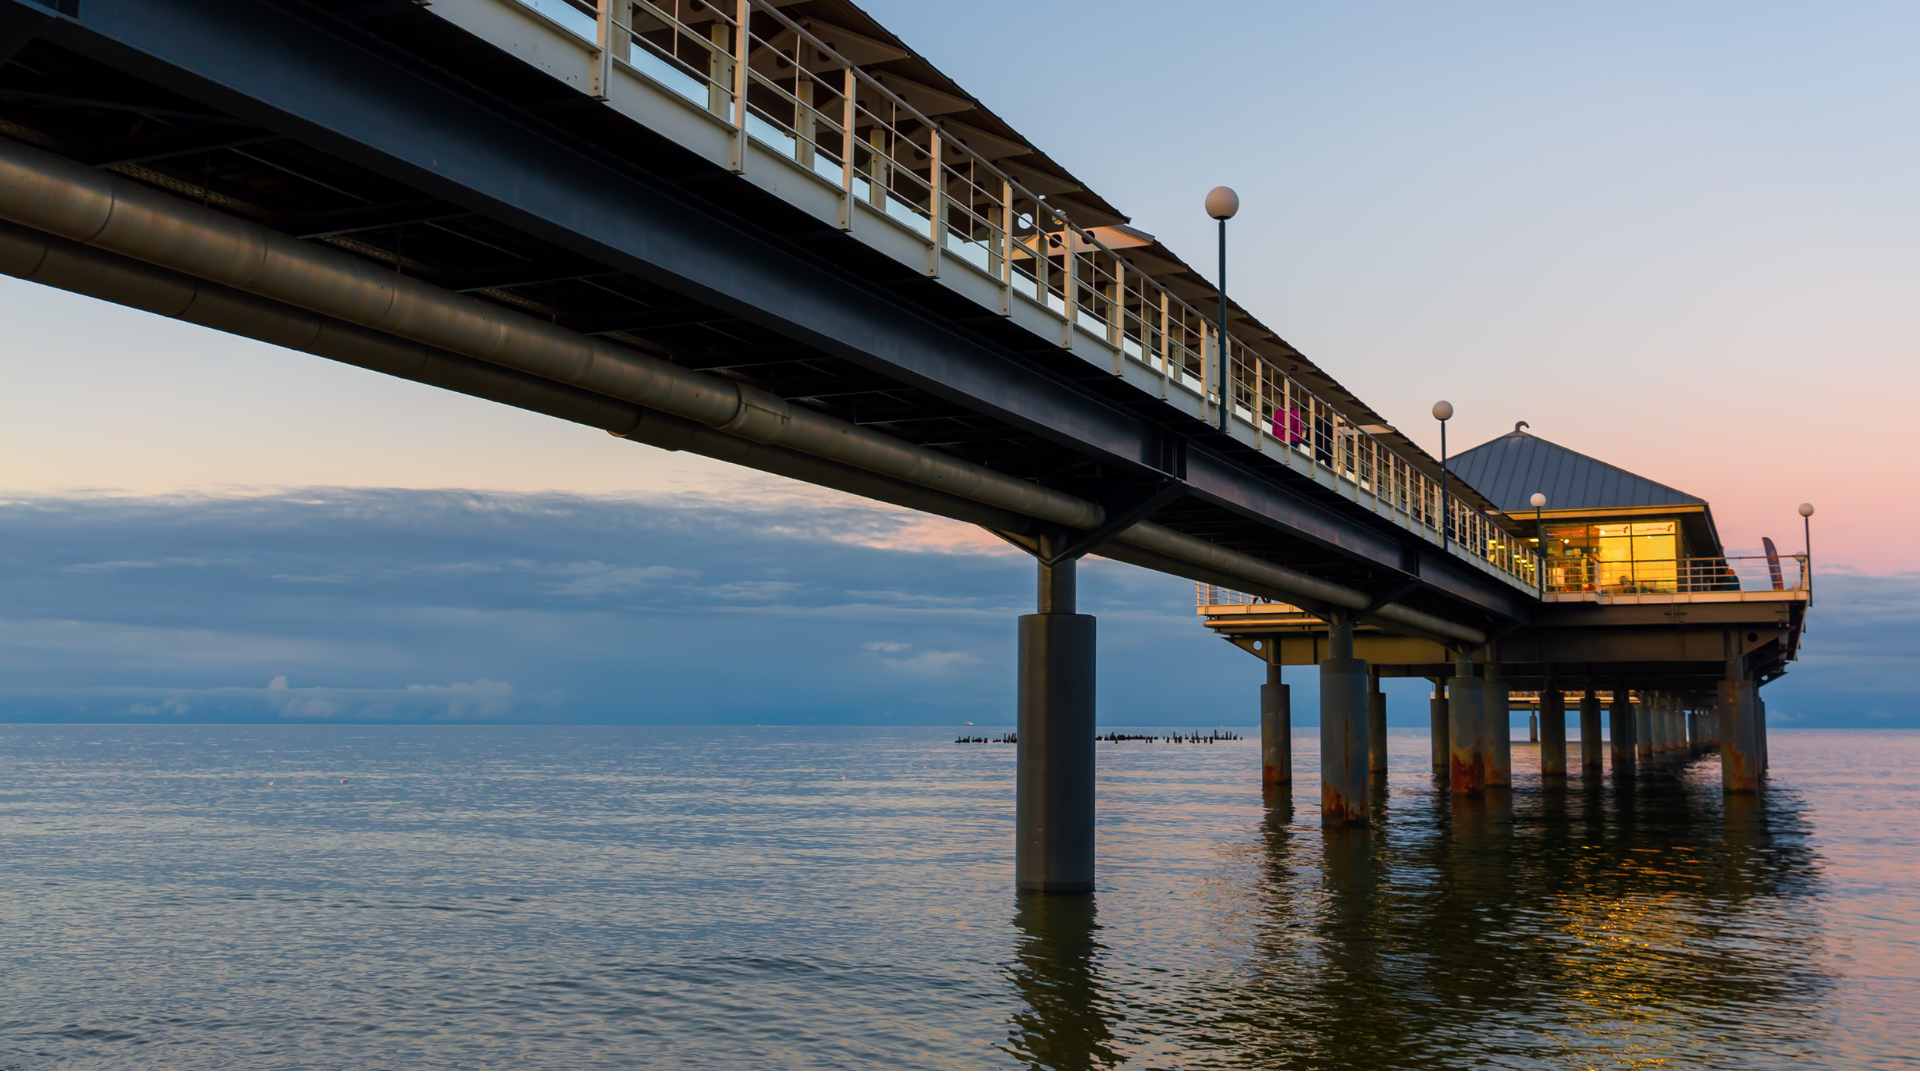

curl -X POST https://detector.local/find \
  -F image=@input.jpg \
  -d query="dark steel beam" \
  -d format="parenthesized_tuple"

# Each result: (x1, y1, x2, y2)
(15, 0, 1531, 622)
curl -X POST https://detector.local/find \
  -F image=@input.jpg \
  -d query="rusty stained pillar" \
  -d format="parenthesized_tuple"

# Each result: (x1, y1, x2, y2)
(1429, 678, 1449, 781)
(1720, 657, 1762, 794)
(1261, 640, 1291, 790)
(1579, 688, 1603, 775)
(1609, 686, 1636, 774)
(1541, 684, 1568, 778)
(1483, 651, 1511, 789)
(1367, 667, 1388, 777)
(1319, 614, 1369, 825)
(1447, 653, 1484, 794)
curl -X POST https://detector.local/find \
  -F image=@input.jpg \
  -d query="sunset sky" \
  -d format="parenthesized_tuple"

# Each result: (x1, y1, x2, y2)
(1, 1, 1913, 725)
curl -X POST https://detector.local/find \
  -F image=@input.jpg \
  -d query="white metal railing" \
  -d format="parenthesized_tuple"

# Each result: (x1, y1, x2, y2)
(1544, 554, 1809, 597)
(1194, 583, 1305, 609)
(501, 0, 1540, 591)
(1196, 552, 1810, 615)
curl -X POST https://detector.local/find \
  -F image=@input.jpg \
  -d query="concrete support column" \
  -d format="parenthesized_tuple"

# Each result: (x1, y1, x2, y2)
(1720, 661, 1762, 794)
(1016, 556, 1095, 894)
(1367, 668, 1388, 777)
(1529, 709, 1539, 743)
(1757, 694, 1770, 774)
(1579, 689, 1603, 774)
(1260, 644, 1291, 790)
(1319, 615, 1369, 825)
(1609, 688, 1635, 774)
(1635, 690, 1654, 762)
(1483, 655, 1511, 789)
(1447, 654, 1484, 793)
(1687, 709, 1699, 754)
(1541, 686, 1567, 777)
(1429, 680, 1449, 781)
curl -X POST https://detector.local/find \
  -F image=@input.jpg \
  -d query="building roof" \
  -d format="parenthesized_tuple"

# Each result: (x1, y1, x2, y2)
(1450, 427, 1707, 512)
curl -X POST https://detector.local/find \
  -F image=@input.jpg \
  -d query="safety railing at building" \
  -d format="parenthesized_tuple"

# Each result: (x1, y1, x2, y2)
(1194, 583, 1304, 609)
(1543, 555, 1810, 597)
(509, 0, 1539, 591)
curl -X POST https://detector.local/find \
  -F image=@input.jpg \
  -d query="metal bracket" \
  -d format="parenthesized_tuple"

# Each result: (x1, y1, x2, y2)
(1038, 479, 1184, 566)
(1359, 577, 1422, 616)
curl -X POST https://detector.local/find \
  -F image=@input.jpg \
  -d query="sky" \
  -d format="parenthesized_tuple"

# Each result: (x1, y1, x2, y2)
(0, 0, 1914, 725)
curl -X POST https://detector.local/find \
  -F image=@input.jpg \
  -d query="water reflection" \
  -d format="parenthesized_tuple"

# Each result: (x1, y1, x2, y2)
(1004, 894, 1120, 1069)
(1006, 762, 1830, 1069)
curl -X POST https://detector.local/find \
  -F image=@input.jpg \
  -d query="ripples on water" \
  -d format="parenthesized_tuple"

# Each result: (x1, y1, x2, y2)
(2, 724, 1916, 1068)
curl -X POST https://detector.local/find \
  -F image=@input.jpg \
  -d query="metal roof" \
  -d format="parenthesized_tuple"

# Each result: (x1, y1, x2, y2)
(1450, 427, 1707, 512)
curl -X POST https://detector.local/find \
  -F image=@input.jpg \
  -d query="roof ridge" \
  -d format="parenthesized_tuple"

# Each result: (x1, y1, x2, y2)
(1453, 429, 1705, 507)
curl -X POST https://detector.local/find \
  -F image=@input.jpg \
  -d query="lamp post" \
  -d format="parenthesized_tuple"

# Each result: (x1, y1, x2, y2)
(1799, 502, 1815, 603)
(1432, 400, 1454, 553)
(1530, 491, 1548, 599)
(1205, 185, 1238, 434)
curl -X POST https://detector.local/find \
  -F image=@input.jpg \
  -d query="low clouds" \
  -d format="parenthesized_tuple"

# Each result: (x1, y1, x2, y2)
(0, 488, 1152, 724)
(0, 488, 1907, 727)
(861, 640, 981, 676)
(80, 675, 516, 722)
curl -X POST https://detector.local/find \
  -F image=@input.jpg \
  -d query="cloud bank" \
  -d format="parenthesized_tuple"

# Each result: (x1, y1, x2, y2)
(0, 489, 1907, 726)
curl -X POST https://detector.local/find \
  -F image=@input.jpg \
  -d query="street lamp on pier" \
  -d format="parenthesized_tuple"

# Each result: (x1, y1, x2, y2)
(1432, 400, 1454, 553)
(1205, 185, 1238, 434)
(1530, 491, 1548, 599)
(1799, 502, 1815, 603)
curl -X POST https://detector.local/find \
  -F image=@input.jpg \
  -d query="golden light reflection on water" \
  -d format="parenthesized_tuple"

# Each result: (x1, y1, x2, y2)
(0, 725, 1911, 1068)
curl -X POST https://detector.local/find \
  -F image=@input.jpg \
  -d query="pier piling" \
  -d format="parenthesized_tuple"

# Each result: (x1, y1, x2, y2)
(1448, 654, 1484, 794)
(1367, 669, 1388, 777)
(1580, 689, 1602, 774)
(1541, 685, 1567, 778)
(1318, 615, 1369, 825)
(1016, 554, 1096, 894)
(1261, 643, 1291, 790)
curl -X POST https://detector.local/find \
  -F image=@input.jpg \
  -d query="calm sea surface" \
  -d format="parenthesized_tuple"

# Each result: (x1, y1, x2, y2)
(2, 723, 1917, 1069)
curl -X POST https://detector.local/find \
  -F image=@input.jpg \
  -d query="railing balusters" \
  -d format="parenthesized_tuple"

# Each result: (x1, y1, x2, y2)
(563, 0, 1544, 591)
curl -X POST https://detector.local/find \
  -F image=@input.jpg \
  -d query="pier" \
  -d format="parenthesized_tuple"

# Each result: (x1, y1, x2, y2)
(0, 0, 1809, 896)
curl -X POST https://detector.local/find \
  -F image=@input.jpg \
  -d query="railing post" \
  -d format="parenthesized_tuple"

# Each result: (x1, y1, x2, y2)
(728, 0, 750, 172)
(794, 73, 815, 170)
(1108, 260, 1125, 374)
(706, 18, 730, 118)
(1199, 326, 1211, 406)
(1157, 292, 1170, 399)
(837, 68, 856, 230)
(1032, 201, 1048, 305)
(926, 128, 942, 277)
(590, 0, 615, 100)
(1253, 358, 1265, 449)
(997, 177, 1013, 314)
(865, 128, 889, 211)
(1060, 230, 1077, 347)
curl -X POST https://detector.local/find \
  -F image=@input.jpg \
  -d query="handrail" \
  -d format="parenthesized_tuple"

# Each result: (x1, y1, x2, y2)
(1543, 554, 1809, 596)
(1197, 553, 1811, 614)
(515, 0, 1541, 590)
